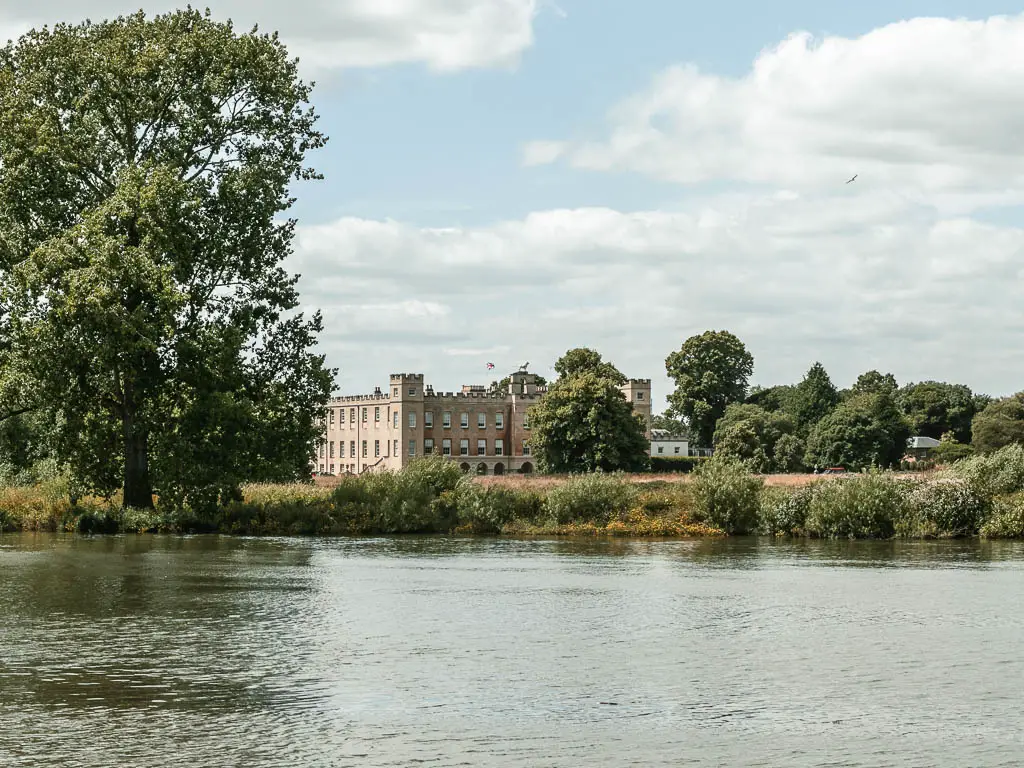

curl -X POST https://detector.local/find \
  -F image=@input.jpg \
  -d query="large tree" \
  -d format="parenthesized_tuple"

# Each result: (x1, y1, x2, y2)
(851, 370, 898, 397)
(553, 347, 626, 384)
(792, 362, 840, 432)
(971, 393, 1024, 453)
(895, 381, 977, 442)
(529, 350, 648, 473)
(804, 392, 910, 471)
(712, 403, 803, 473)
(665, 330, 754, 448)
(0, 11, 333, 509)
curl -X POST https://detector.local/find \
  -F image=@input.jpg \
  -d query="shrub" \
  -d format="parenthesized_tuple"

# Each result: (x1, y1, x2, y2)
(455, 484, 545, 533)
(758, 485, 814, 536)
(804, 472, 910, 539)
(952, 443, 1024, 497)
(649, 456, 708, 473)
(980, 495, 1024, 538)
(544, 472, 638, 525)
(900, 479, 989, 538)
(690, 457, 762, 534)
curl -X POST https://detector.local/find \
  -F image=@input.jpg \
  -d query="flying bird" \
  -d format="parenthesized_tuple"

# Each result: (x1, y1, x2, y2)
(845, 174, 857, 184)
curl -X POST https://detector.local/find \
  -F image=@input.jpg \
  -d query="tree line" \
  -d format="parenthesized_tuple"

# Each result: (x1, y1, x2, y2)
(527, 332, 1021, 474)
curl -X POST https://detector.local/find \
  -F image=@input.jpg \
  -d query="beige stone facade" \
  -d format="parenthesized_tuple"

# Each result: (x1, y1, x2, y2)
(317, 370, 652, 475)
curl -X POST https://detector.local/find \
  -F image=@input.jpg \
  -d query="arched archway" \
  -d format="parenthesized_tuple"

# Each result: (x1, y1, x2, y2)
(460, 462, 471, 473)
(519, 462, 534, 475)
(493, 463, 505, 475)
(476, 462, 488, 475)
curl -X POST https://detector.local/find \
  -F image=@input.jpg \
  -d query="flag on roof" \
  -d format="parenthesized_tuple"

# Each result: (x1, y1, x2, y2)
(486, 362, 495, 369)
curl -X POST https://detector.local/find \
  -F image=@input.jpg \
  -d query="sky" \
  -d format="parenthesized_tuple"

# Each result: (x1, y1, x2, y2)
(4, 1, 1024, 409)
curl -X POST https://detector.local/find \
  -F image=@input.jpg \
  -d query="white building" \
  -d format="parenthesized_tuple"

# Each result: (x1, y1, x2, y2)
(650, 428, 689, 458)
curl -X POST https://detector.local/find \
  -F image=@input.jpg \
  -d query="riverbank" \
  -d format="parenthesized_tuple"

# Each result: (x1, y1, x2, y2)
(2, 450, 1023, 539)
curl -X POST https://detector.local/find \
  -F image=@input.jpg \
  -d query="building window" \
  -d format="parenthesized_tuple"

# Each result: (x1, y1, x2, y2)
(374, 440, 380, 457)
(409, 412, 416, 429)
(319, 444, 325, 459)
(409, 387, 416, 396)
(350, 408, 355, 424)
(523, 414, 530, 429)
(674, 446, 681, 455)
(443, 412, 452, 428)
(329, 409, 335, 425)
(478, 413, 486, 429)
(424, 411, 433, 428)
(657, 446, 664, 454)
(495, 413, 504, 429)
(339, 442, 345, 458)
(319, 464, 324, 473)
(329, 464, 334, 474)
(460, 439, 469, 456)
(350, 441, 355, 457)
(329, 441, 335, 458)
(409, 440, 416, 457)
(523, 441, 530, 456)
(460, 413, 469, 429)
(340, 409, 345, 424)
(495, 439, 504, 456)
(375, 406, 380, 422)
(393, 411, 398, 428)
(477, 439, 486, 456)
(362, 440, 367, 458)
(393, 387, 398, 398)
(425, 438, 434, 454)
(361, 408, 367, 423)
(393, 439, 398, 455)
(637, 392, 644, 400)
(442, 439, 452, 456)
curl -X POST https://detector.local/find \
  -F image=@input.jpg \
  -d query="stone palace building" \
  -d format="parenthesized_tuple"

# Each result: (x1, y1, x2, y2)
(317, 368, 652, 476)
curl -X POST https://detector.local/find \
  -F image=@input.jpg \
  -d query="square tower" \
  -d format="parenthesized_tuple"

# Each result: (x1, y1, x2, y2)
(390, 374, 425, 467)
(619, 379, 652, 439)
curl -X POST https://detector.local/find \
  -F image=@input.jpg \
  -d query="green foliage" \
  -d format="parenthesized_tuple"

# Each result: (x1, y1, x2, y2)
(896, 381, 977, 442)
(712, 403, 803, 473)
(665, 330, 754, 448)
(952, 443, 1024, 497)
(544, 472, 638, 525)
(851, 370, 898, 397)
(758, 485, 814, 536)
(0, 10, 333, 509)
(553, 348, 626, 385)
(971, 393, 1024, 453)
(900, 480, 989, 538)
(650, 412, 688, 435)
(980, 495, 1024, 538)
(803, 472, 909, 539)
(529, 371, 649, 474)
(649, 455, 707, 473)
(933, 432, 974, 464)
(690, 456, 763, 534)
(745, 384, 798, 415)
(773, 433, 807, 473)
(792, 363, 840, 432)
(805, 392, 910, 471)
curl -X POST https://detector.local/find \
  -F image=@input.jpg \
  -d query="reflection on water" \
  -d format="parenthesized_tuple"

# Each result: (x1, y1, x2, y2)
(2, 534, 1023, 767)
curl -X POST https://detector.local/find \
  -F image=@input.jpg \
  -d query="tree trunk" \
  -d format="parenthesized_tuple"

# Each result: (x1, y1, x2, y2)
(122, 409, 154, 509)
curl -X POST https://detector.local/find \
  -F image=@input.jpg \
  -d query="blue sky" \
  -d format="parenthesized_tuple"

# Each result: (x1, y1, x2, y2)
(5, 1, 1024, 408)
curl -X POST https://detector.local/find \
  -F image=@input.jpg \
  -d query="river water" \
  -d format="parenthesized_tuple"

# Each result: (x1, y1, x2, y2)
(1, 534, 1023, 767)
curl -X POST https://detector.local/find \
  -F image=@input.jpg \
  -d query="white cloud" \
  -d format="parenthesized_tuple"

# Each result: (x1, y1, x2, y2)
(295, 192, 1024, 406)
(0, 0, 539, 73)
(528, 14, 1024, 205)
(521, 140, 566, 166)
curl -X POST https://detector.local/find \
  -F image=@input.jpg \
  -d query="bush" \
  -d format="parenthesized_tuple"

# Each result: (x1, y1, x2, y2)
(649, 456, 708, 473)
(804, 472, 910, 539)
(690, 457, 762, 534)
(758, 485, 814, 536)
(952, 443, 1024, 497)
(544, 472, 638, 525)
(900, 479, 989, 538)
(980, 495, 1024, 538)
(455, 484, 545, 533)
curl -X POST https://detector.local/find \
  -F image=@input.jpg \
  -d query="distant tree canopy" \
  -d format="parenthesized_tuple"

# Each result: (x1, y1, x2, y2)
(804, 392, 910, 471)
(971, 393, 1024, 453)
(792, 363, 840, 433)
(651, 412, 688, 435)
(0, 10, 334, 509)
(895, 381, 978, 442)
(745, 384, 798, 414)
(553, 347, 626, 385)
(851, 370, 898, 397)
(665, 330, 753, 448)
(712, 403, 804, 473)
(529, 370, 648, 474)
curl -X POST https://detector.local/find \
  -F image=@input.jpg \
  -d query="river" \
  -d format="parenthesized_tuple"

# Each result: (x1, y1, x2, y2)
(1, 534, 1023, 767)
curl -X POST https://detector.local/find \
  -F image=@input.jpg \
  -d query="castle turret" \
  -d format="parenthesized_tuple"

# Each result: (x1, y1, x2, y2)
(619, 379, 652, 439)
